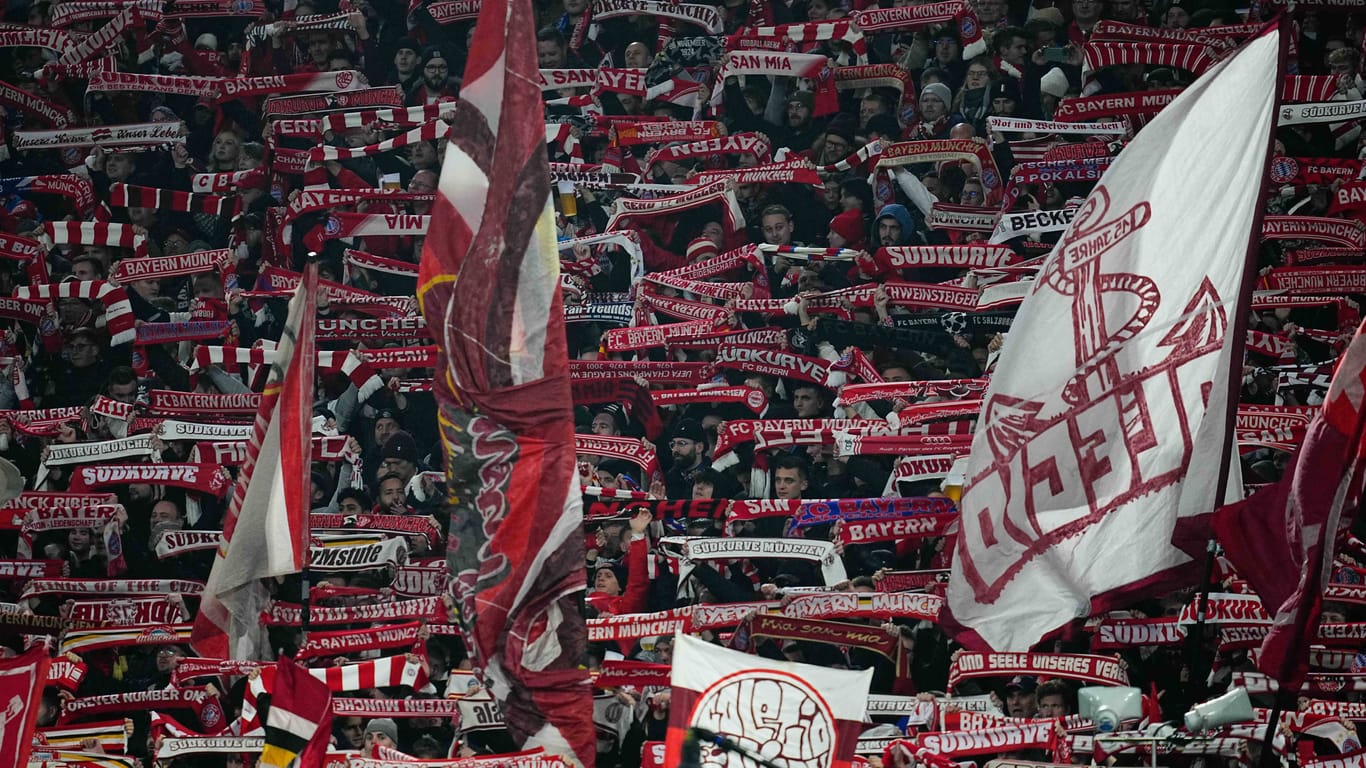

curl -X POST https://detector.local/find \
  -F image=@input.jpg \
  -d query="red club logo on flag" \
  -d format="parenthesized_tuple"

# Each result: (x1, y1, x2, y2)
(692, 670, 836, 768)
(336, 71, 354, 89)
(665, 634, 870, 768)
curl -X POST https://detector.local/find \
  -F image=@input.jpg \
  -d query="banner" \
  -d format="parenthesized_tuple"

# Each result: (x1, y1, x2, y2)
(664, 633, 870, 768)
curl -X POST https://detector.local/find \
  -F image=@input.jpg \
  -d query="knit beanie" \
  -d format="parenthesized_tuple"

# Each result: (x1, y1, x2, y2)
(920, 82, 953, 109)
(828, 209, 867, 250)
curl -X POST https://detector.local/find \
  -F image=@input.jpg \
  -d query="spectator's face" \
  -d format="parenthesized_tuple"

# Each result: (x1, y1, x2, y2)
(423, 57, 449, 88)
(624, 43, 650, 68)
(379, 478, 406, 508)
(365, 731, 395, 750)
(409, 170, 438, 195)
(761, 214, 793, 245)
(933, 37, 958, 62)
(339, 496, 366, 515)
(538, 41, 566, 68)
(1072, 0, 1101, 22)
(692, 480, 714, 499)
(195, 275, 224, 300)
(339, 718, 365, 748)
(590, 413, 619, 436)
(68, 528, 92, 552)
(702, 221, 725, 248)
(859, 97, 885, 125)
(108, 379, 138, 404)
(961, 182, 985, 206)
(792, 387, 824, 418)
(1164, 6, 1189, 28)
(130, 278, 159, 300)
(105, 153, 134, 182)
(156, 646, 184, 674)
(877, 217, 902, 245)
(1001, 36, 1028, 65)
(72, 260, 100, 281)
(598, 471, 620, 490)
(920, 93, 946, 121)
(786, 101, 812, 129)
(976, 0, 1006, 23)
(1006, 689, 1036, 718)
(129, 206, 157, 229)
(374, 417, 401, 447)
(381, 457, 415, 482)
(395, 48, 418, 75)
(212, 133, 240, 165)
(1037, 694, 1068, 718)
(774, 468, 807, 499)
(409, 142, 439, 170)
(594, 568, 620, 595)
(991, 92, 1016, 113)
(807, 0, 831, 20)
(307, 35, 331, 65)
(151, 501, 181, 525)
(163, 233, 189, 256)
(966, 64, 991, 90)
(1109, 0, 1138, 19)
(329, 56, 351, 72)
(66, 336, 100, 368)
(670, 437, 701, 464)
(821, 134, 851, 164)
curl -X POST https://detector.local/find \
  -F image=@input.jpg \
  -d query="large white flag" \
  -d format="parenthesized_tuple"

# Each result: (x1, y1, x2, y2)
(663, 633, 872, 768)
(945, 28, 1282, 651)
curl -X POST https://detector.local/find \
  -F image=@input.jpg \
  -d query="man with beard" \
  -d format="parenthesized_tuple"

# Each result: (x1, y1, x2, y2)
(664, 419, 710, 499)
(410, 48, 458, 105)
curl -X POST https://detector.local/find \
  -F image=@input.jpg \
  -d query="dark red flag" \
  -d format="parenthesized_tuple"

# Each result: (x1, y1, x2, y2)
(415, 0, 594, 760)
(1214, 318, 1366, 689)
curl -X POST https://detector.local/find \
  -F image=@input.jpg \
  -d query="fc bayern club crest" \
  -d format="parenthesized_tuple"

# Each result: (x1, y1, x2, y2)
(960, 16, 977, 38)
(1268, 156, 1299, 184)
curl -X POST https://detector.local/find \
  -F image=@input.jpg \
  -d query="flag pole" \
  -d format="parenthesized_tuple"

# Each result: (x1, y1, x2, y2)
(299, 255, 320, 646)
(1197, 16, 1289, 702)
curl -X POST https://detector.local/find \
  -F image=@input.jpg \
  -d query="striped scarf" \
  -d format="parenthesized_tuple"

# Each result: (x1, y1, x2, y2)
(15, 279, 135, 345)
(107, 183, 239, 219)
(41, 221, 149, 259)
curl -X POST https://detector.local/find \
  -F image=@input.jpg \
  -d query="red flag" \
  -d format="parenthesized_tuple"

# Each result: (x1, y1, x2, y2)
(0, 647, 49, 766)
(1214, 318, 1366, 689)
(259, 655, 334, 768)
(415, 0, 594, 761)
(192, 262, 318, 660)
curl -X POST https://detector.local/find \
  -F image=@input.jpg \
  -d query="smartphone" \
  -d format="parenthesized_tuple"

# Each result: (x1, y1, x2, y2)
(1044, 46, 1069, 63)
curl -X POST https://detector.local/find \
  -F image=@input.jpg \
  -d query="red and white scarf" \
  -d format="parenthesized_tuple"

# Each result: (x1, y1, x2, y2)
(262, 596, 443, 626)
(948, 652, 1129, 690)
(263, 85, 403, 117)
(1055, 89, 1181, 122)
(107, 184, 238, 219)
(712, 51, 837, 115)
(15, 278, 136, 345)
(604, 179, 744, 234)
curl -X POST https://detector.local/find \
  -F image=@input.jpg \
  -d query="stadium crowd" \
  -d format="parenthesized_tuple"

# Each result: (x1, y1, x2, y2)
(0, 0, 1362, 766)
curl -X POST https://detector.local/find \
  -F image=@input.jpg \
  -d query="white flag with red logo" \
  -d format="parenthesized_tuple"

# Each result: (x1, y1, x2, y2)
(0, 647, 48, 766)
(944, 27, 1282, 651)
(663, 633, 871, 768)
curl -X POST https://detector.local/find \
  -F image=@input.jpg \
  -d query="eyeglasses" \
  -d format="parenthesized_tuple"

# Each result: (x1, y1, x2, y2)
(963, 189, 983, 199)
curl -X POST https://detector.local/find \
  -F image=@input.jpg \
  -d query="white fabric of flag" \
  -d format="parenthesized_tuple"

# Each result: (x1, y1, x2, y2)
(945, 29, 1281, 651)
